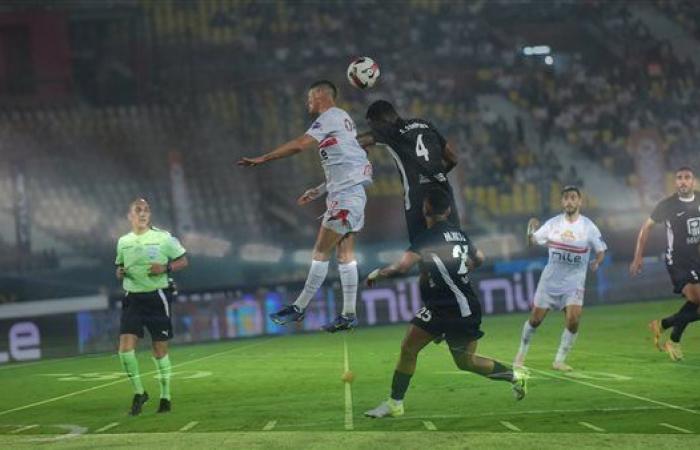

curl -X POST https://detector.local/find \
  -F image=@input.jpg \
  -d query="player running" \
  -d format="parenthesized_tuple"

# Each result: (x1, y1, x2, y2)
(116, 199, 188, 415)
(363, 189, 527, 419)
(238, 80, 372, 332)
(630, 166, 700, 361)
(514, 186, 606, 372)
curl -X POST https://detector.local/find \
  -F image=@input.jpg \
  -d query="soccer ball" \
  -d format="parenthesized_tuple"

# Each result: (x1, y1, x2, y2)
(347, 57, 380, 89)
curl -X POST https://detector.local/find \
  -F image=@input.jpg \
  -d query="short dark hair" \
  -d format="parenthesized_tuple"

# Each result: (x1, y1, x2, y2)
(366, 100, 400, 123)
(561, 185, 581, 197)
(424, 188, 451, 217)
(309, 80, 337, 99)
(676, 166, 694, 175)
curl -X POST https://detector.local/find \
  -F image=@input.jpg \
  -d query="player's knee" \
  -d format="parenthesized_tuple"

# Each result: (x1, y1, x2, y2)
(566, 320, 579, 333)
(529, 318, 543, 328)
(399, 341, 420, 360)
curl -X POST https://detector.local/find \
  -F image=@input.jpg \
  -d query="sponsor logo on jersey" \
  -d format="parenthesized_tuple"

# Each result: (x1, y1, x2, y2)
(560, 230, 576, 242)
(311, 121, 322, 130)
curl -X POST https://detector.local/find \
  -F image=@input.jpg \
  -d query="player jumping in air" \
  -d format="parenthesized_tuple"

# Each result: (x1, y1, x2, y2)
(514, 186, 607, 372)
(238, 80, 372, 332)
(630, 166, 700, 361)
(363, 189, 527, 418)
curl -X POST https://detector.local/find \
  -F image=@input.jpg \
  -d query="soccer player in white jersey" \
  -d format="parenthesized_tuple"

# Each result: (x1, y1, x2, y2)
(238, 80, 372, 332)
(514, 186, 607, 371)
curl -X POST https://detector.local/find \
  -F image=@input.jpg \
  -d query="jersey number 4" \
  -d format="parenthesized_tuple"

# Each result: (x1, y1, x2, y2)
(415, 134, 429, 161)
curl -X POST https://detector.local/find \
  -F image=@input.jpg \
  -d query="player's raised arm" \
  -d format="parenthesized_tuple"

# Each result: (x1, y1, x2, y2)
(441, 142, 458, 173)
(237, 134, 317, 167)
(366, 251, 422, 286)
(526, 217, 542, 248)
(630, 217, 656, 276)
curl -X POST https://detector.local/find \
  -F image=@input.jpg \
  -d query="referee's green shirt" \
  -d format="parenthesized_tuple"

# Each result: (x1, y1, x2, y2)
(115, 227, 186, 293)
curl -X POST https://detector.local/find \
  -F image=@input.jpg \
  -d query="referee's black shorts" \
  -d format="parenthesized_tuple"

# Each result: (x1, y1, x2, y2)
(666, 260, 700, 294)
(120, 289, 173, 341)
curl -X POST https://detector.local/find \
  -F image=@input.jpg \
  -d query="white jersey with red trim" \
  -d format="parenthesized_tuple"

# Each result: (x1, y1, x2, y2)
(305, 107, 372, 194)
(532, 214, 607, 295)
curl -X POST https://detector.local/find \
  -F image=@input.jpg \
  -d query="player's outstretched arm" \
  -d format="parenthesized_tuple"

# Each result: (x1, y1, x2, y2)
(469, 249, 485, 270)
(297, 182, 327, 205)
(366, 251, 421, 286)
(526, 217, 541, 248)
(442, 142, 458, 173)
(237, 134, 317, 167)
(630, 218, 655, 276)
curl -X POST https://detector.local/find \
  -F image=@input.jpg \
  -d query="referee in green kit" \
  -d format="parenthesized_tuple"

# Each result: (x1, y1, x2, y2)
(115, 198, 188, 415)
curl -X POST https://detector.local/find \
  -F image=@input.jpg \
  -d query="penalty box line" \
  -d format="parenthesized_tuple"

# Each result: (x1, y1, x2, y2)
(528, 367, 699, 416)
(0, 339, 272, 418)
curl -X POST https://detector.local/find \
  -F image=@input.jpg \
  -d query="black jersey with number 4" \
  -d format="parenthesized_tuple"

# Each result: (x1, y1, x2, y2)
(371, 118, 451, 212)
(408, 221, 481, 317)
(650, 191, 700, 266)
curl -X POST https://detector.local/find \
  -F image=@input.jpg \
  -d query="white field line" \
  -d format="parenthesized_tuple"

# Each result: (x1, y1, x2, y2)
(0, 340, 271, 417)
(263, 421, 277, 431)
(578, 421, 605, 432)
(423, 421, 437, 431)
(94, 422, 120, 433)
(500, 421, 521, 432)
(659, 423, 693, 434)
(10, 424, 38, 433)
(343, 336, 354, 431)
(179, 421, 198, 432)
(529, 367, 699, 416)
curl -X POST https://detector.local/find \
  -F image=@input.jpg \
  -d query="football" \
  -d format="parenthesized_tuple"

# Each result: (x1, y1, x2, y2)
(347, 57, 380, 89)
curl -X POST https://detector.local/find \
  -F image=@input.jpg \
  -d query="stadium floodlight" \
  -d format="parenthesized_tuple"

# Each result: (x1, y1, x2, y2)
(240, 244, 284, 263)
(523, 45, 551, 56)
(544, 55, 554, 65)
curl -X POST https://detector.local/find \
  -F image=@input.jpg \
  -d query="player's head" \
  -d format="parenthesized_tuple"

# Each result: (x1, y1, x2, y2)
(561, 185, 582, 216)
(366, 100, 400, 130)
(128, 198, 151, 231)
(423, 187, 451, 222)
(675, 166, 695, 197)
(307, 80, 337, 114)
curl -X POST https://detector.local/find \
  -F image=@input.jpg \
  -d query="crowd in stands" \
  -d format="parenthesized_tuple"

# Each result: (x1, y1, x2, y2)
(1, 0, 700, 276)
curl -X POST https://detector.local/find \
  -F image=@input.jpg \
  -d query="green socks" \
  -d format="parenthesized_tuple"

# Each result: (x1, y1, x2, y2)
(119, 350, 144, 395)
(154, 354, 172, 400)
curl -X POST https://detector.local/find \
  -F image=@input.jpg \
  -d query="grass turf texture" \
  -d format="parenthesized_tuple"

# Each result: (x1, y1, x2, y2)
(0, 299, 699, 449)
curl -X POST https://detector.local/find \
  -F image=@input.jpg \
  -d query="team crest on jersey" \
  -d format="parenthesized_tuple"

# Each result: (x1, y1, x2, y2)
(560, 230, 576, 242)
(688, 218, 700, 237)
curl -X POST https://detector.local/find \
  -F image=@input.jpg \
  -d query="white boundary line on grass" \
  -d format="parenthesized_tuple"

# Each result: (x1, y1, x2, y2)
(343, 336, 354, 431)
(500, 421, 521, 432)
(94, 422, 120, 433)
(263, 420, 277, 431)
(423, 421, 437, 431)
(179, 421, 198, 432)
(659, 423, 693, 434)
(0, 339, 271, 417)
(578, 421, 605, 432)
(528, 367, 699, 416)
(10, 424, 38, 433)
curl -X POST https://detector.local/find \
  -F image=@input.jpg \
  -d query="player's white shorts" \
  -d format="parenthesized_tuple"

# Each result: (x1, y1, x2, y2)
(322, 184, 366, 235)
(533, 286, 584, 310)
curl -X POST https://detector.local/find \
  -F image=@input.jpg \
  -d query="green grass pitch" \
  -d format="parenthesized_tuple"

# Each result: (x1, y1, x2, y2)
(1, 299, 699, 449)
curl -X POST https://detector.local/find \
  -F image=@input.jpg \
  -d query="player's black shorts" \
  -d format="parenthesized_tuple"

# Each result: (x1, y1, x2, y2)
(120, 289, 173, 341)
(410, 305, 484, 352)
(405, 187, 459, 245)
(666, 261, 700, 294)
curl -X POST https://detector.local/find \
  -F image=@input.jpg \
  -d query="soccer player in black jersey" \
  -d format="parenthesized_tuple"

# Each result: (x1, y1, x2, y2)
(357, 100, 460, 245)
(363, 189, 527, 418)
(631, 166, 700, 361)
